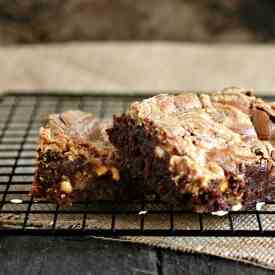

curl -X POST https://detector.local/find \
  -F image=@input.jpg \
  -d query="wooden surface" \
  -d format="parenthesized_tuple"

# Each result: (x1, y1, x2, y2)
(0, 237, 274, 275)
(0, 42, 275, 94)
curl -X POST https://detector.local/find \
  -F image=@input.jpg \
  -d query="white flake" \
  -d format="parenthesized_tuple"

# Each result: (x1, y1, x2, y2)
(211, 210, 228, 216)
(10, 199, 23, 204)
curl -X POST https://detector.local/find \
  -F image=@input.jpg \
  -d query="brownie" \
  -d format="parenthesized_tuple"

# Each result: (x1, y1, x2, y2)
(32, 110, 134, 205)
(108, 88, 275, 213)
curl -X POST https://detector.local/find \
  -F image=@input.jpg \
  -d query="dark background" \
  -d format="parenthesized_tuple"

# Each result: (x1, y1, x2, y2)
(1, 0, 275, 44)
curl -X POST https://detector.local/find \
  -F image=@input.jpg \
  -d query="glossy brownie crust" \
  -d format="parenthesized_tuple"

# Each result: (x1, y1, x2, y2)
(32, 111, 131, 205)
(108, 88, 275, 213)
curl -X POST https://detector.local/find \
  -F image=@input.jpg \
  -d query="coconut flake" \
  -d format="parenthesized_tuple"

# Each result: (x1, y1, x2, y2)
(231, 203, 242, 211)
(10, 199, 23, 204)
(256, 202, 265, 211)
(211, 210, 228, 216)
(138, 210, 148, 215)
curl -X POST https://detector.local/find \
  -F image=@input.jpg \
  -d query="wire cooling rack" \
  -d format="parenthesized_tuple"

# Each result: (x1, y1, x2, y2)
(1, 92, 275, 237)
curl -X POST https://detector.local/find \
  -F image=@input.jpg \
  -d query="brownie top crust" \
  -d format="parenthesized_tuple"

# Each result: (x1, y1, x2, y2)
(39, 110, 115, 161)
(126, 88, 275, 199)
(44, 111, 112, 148)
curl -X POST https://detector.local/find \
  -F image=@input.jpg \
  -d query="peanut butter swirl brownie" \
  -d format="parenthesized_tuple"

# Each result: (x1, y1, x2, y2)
(108, 88, 275, 213)
(32, 110, 132, 205)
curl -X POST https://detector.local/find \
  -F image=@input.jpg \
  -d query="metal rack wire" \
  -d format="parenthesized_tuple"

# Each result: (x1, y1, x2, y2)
(0, 92, 275, 236)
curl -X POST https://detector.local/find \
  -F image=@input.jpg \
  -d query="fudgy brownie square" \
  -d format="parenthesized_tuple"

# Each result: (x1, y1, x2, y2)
(32, 110, 132, 205)
(108, 88, 275, 213)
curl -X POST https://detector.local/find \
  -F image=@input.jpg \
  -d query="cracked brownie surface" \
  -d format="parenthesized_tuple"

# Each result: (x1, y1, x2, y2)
(108, 88, 275, 213)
